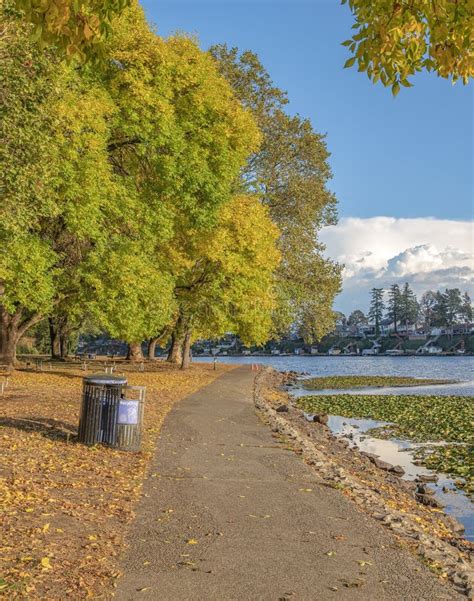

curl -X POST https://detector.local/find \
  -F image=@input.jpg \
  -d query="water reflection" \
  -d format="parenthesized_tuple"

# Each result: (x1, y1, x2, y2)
(325, 414, 473, 541)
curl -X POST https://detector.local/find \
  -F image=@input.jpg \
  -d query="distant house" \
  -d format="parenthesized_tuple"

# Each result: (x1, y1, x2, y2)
(426, 345, 443, 354)
(362, 340, 381, 355)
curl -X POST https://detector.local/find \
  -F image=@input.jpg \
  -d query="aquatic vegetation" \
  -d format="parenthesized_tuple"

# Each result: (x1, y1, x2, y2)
(301, 375, 455, 390)
(297, 393, 474, 494)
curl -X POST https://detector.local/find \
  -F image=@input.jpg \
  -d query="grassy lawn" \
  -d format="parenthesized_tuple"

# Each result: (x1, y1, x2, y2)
(297, 393, 473, 495)
(0, 363, 233, 599)
(301, 375, 455, 390)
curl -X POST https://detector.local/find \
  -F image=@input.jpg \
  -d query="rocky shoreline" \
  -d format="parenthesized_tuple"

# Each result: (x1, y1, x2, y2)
(254, 368, 474, 599)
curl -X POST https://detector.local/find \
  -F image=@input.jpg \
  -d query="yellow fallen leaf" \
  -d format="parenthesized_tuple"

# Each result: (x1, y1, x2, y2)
(186, 538, 198, 545)
(42, 523, 50, 533)
(88, 535, 97, 541)
(41, 557, 52, 569)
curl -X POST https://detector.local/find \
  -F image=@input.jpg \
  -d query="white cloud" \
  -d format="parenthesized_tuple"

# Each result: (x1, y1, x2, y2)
(320, 217, 474, 314)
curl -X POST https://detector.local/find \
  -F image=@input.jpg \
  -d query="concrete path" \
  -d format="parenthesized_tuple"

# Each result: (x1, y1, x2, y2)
(116, 367, 460, 601)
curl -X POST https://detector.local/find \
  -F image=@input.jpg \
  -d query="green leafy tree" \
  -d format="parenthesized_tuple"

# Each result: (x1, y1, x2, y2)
(342, 0, 473, 94)
(348, 309, 368, 327)
(419, 290, 437, 328)
(210, 45, 341, 343)
(1, 13, 123, 366)
(368, 287, 385, 335)
(386, 283, 402, 332)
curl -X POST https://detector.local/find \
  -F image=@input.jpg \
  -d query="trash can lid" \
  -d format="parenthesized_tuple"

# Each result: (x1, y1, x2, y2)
(83, 375, 127, 386)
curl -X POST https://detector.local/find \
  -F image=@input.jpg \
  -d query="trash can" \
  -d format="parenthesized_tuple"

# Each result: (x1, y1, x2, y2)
(116, 385, 146, 452)
(78, 375, 145, 451)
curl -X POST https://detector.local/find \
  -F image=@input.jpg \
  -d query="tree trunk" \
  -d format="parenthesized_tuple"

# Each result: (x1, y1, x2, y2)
(167, 332, 183, 364)
(148, 337, 159, 360)
(48, 318, 61, 359)
(59, 329, 69, 358)
(180, 330, 192, 370)
(127, 342, 144, 362)
(1, 306, 42, 368)
(0, 315, 19, 368)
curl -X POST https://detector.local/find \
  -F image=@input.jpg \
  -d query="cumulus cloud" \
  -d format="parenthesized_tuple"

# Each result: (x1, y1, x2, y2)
(319, 217, 474, 314)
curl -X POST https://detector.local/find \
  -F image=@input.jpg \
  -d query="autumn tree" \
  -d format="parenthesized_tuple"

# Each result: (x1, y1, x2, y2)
(342, 0, 473, 94)
(10, 0, 130, 59)
(0, 12, 123, 367)
(210, 45, 341, 343)
(171, 196, 280, 369)
(98, 5, 260, 360)
(368, 287, 385, 335)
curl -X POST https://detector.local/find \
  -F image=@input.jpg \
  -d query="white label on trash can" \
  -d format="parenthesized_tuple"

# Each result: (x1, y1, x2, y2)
(118, 400, 139, 425)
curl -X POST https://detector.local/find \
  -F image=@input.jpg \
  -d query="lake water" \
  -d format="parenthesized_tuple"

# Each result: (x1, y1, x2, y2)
(199, 355, 474, 396)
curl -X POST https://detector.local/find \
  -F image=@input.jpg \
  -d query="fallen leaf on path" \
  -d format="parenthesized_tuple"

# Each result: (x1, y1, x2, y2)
(186, 538, 198, 545)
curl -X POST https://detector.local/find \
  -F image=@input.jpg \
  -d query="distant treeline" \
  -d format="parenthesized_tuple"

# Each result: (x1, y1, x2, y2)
(338, 285, 472, 334)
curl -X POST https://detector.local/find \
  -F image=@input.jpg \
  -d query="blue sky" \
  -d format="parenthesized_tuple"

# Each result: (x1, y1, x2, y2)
(140, 1, 473, 312)
(141, 0, 473, 221)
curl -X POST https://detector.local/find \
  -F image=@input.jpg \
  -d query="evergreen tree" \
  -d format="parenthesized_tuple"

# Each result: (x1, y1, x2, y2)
(368, 288, 384, 336)
(461, 292, 473, 323)
(386, 284, 402, 333)
(399, 282, 418, 332)
(443, 288, 464, 326)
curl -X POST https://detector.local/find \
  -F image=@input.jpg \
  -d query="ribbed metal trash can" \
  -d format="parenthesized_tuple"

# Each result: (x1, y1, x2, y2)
(78, 375, 127, 446)
(78, 375, 145, 451)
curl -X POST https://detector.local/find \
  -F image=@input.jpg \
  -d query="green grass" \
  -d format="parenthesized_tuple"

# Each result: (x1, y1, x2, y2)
(297, 393, 474, 495)
(301, 375, 455, 390)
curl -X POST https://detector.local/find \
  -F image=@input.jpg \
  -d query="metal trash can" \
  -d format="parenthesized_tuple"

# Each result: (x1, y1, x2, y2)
(78, 375, 145, 451)
(116, 385, 146, 452)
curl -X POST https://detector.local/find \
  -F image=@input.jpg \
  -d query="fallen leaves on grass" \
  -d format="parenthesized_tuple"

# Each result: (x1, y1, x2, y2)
(0, 362, 233, 599)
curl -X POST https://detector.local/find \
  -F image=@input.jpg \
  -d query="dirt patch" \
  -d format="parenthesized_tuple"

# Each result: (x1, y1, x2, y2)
(0, 362, 233, 599)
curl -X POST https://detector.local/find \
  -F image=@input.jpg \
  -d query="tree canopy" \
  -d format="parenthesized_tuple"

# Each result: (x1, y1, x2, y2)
(342, 0, 474, 93)
(210, 45, 342, 343)
(8, 0, 131, 59)
(1, 2, 343, 368)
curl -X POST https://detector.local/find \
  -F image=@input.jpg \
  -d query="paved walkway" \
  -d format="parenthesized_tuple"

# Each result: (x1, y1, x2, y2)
(116, 367, 459, 601)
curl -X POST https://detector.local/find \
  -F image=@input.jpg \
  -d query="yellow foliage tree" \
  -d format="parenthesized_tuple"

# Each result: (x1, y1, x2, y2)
(342, 0, 473, 93)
